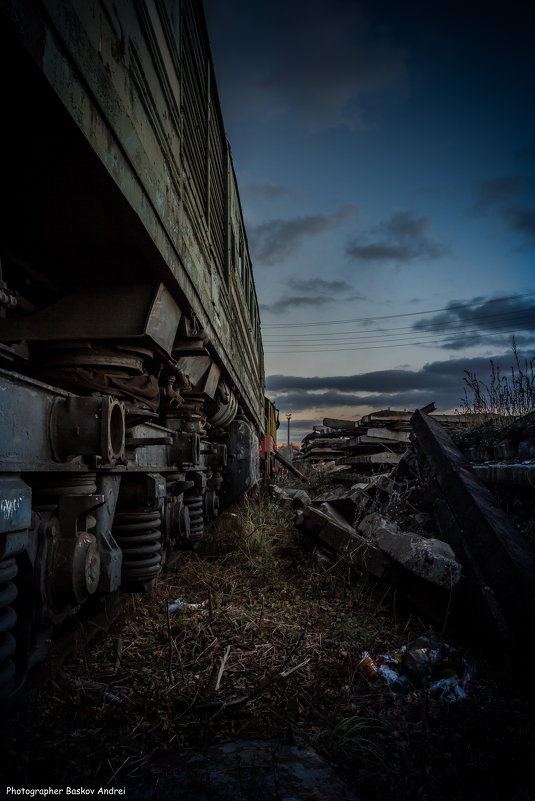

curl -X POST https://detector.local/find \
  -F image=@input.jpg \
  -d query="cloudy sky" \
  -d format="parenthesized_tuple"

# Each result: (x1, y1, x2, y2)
(204, 0, 535, 441)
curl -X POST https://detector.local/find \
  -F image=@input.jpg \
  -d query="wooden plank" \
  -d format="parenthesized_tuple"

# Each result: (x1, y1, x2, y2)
(411, 409, 535, 645)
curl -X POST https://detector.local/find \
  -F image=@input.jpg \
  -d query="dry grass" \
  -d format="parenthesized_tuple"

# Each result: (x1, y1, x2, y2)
(459, 338, 535, 421)
(2, 487, 534, 800)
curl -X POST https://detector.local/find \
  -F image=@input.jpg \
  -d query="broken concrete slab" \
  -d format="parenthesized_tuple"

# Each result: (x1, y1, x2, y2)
(360, 473, 397, 497)
(303, 449, 347, 461)
(339, 452, 401, 466)
(311, 488, 347, 503)
(311, 485, 371, 519)
(405, 511, 435, 533)
(318, 502, 356, 534)
(323, 416, 362, 431)
(397, 448, 420, 479)
(357, 513, 461, 589)
(270, 487, 312, 510)
(287, 488, 313, 509)
(303, 437, 351, 449)
(296, 505, 394, 581)
(333, 471, 381, 483)
(359, 410, 413, 424)
(429, 483, 513, 645)
(296, 506, 455, 625)
(339, 440, 397, 455)
(360, 427, 411, 443)
(411, 409, 535, 646)
(269, 485, 293, 508)
(347, 487, 373, 514)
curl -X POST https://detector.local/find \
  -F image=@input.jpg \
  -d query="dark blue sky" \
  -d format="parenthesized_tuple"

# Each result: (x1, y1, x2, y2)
(204, 0, 535, 440)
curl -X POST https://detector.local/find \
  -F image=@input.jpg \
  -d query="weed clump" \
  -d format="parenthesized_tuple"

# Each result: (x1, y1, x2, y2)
(459, 339, 535, 421)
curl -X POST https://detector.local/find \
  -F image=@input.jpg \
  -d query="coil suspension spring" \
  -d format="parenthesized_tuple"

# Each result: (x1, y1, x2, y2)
(112, 508, 162, 588)
(30, 474, 98, 508)
(0, 558, 18, 699)
(184, 492, 204, 542)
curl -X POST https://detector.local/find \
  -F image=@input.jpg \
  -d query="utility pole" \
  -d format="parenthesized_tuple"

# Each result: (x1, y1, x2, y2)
(286, 413, 292, 461)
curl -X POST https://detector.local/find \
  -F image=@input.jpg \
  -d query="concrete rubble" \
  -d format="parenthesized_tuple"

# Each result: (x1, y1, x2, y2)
(357, 513, 461, 589)
(289, 473, 461, 626)
(276, 407, 535, 649)
(298, 405, 474, 482)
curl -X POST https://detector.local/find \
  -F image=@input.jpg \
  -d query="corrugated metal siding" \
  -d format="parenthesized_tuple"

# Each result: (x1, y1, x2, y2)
(181, 0, 226, 277)
(208, 64, 226, 276)
(181, 0, 208, 218)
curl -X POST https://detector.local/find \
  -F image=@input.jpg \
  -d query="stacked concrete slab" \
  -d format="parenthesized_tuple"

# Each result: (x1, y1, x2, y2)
(287, 409, 535, 650)
(299, 407, 474, 482)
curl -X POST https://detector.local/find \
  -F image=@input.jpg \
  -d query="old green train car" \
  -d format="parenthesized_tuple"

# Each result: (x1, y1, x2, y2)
(0, 0, 264, 701)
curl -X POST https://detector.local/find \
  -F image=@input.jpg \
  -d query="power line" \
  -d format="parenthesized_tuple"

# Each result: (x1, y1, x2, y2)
(263, 313, 535, 351)
(263, 319, 535, 348)
(262, 309, 535, 342)
(264, 326, 531, 354)
(261, 290, 535, 329)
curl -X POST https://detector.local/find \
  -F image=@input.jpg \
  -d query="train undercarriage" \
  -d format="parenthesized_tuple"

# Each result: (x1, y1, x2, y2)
(0, 281, 260, 704)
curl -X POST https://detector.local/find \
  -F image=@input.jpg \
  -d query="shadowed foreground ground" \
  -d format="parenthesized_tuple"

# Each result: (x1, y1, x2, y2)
(2, 489, 534, 800)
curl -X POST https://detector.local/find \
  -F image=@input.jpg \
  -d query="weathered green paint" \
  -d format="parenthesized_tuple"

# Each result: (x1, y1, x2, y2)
(2, 0, 264, 427)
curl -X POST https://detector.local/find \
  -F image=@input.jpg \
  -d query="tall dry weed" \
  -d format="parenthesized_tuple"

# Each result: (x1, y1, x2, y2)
(459, 338, 535, 421)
